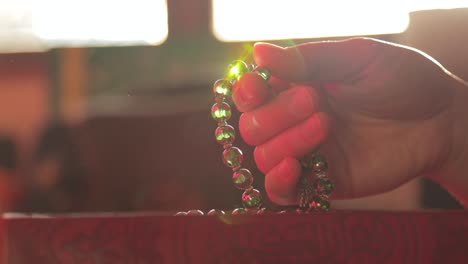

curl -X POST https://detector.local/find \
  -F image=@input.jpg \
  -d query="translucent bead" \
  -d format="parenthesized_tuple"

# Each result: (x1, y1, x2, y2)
(254, 67, 271, 81)
(211, 102, 231, 122)
(301, 153, 328, 173)
(207, 209, 225, 216)
(232, 168, 253, 190)
(279, 208, 297, 215)
(296, 208, 306, 214)
(231, 208, 246, 215)
(245, 209, 260, 215)
(213, 79, 232, 98)
(310, 196, 330, 211)
(187, 209, 204, 216)
(313, 179, 334, 196)
(242, 188, 262, 209)
(256, 207, 269, 215)
(313, 159, 328, 173)
(225, 60, 249, 82)
(215, 125, 235, 145)
(223, 147, 243, 168)
(298, 180, 313, 209)
(300, 152, 316, 169)
(174, 211, 187, 216)
(315, 171, 327, 179)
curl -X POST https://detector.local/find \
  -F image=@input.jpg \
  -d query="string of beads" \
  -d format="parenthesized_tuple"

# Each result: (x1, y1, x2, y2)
(176, 60, 334, 216)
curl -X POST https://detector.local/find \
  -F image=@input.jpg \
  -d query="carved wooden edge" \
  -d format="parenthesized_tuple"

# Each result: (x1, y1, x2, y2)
(1, 211, 468, 263)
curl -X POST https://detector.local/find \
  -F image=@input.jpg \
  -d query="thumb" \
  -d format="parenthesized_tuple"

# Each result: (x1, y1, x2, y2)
(253, 38, 386, 83)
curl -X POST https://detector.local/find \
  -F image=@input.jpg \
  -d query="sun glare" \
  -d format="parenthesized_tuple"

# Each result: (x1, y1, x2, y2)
(31, 0, 168, 47)
(212, 0, 468, 42)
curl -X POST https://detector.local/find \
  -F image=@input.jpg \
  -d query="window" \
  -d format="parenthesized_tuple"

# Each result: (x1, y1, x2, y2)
(212, 0, 468, 42)
(0, 0, 168, 52)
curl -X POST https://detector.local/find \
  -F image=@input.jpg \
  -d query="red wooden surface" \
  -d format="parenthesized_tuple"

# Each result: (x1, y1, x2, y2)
(1, 210, 467, 263)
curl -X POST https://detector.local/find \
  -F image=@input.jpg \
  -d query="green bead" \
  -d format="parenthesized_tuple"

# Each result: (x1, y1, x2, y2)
(310, 196, 330, 211)
(296, 208, 306, 214)
(232, 168, 253, 190)
(207, 209, 225, 216)
(225, 60, 249, 81)
(231, 208, 246, 215)
(254, 67, 271, 81)
(211, 102, 231, 122)
(298, 187, 313, 209)
(215, 125, 235, 145)
(313, 159, 328, 173)
(256, 208, 269, 215)
(300, 152, 316, 169)
(187, 209, 204, 216)
(213, 79, 232, 98)
(301, 152, 328, 172)
(313, 179, 334, 196)
(222, 147, 243, 168)
(242, 188, 262, 209)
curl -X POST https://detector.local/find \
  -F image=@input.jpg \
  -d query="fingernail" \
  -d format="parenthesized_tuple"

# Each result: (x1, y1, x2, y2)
(238, 81, 255, 103)
(232, 81, 253, 111)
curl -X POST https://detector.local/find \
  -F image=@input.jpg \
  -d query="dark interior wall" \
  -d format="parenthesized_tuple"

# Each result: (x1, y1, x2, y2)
(0, 53, 49, 176)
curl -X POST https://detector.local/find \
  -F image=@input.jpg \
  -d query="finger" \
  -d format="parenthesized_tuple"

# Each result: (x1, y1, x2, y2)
(232, 72, 270, 112)
(264, 157, 301, 205)
(254, 38, 385, 83)
(239, 85, 318, 146)
(268, 75, 290, 94)
(254, 112, 329, 173)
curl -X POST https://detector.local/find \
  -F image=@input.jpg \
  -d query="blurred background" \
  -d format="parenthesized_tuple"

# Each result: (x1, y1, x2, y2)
(0, 0, 466, 213)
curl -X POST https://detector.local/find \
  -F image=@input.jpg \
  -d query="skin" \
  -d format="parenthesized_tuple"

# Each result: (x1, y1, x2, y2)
(232, 38, 468, 206)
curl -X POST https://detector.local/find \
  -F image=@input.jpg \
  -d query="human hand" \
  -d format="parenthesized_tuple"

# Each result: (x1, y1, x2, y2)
(232, 38, 467, 205)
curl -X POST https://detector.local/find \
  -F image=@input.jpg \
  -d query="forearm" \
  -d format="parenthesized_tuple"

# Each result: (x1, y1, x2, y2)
(434, 75, 468, 207)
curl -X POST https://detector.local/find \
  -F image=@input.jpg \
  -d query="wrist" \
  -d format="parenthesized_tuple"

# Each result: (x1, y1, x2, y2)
(433, 75, 468, 206)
